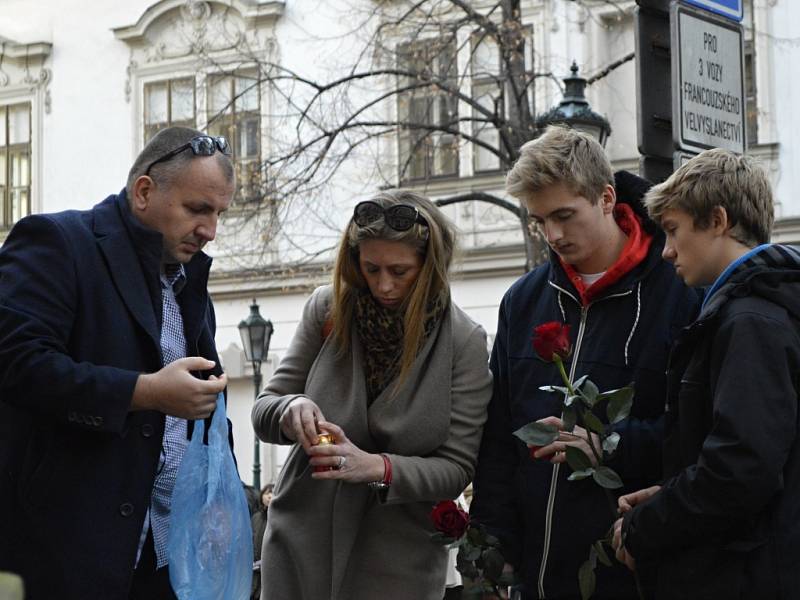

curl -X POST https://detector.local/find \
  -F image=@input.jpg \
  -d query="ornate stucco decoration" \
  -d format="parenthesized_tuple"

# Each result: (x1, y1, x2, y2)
(0, 37, 53, 112)
(113, 0, 284, 103)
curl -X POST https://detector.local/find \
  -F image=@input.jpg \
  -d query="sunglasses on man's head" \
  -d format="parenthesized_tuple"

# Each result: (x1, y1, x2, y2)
(353, 200, 429, 232)
(144, 135, 231, 177)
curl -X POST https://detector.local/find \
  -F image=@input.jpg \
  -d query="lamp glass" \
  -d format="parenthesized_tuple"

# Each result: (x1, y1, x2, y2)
(238, 301, 270, 364)
(572, 123, 603, 142)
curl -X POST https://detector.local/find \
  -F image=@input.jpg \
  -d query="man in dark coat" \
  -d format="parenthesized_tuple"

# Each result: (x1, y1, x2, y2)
(614, 148, 800, 599)
(470, 126, 699, 599)
(0, 126, 234, 599)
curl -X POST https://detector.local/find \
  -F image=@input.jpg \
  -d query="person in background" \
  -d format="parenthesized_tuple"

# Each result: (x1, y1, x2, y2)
(470, 126, 699, 600)
(251, 483, 274, 600)
(252, 190, 493, 600)
(614, 149, 800, 599)
(0, 126, 233, 600)
(243, 482, 260, 517)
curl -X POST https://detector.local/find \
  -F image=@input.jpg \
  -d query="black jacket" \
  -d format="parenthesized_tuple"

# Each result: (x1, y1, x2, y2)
(0, 192, 224, 599)
(623, 244, 800, 599)
(470, 174, 699, 600)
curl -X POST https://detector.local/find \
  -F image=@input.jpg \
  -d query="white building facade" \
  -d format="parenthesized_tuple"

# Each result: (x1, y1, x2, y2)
(1, 0, 797, 484)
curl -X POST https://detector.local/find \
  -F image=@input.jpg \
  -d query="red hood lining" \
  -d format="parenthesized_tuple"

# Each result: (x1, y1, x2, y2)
(558, 203, 653, 305)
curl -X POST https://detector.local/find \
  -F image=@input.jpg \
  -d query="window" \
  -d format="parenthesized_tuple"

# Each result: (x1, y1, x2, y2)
(143, 77, 196, 143)
(140, 72, 264, 202)
(743, 41, 757, 145)
(743, 0, 758, 145)
(397, 39, 459, 181)
(207, 71, 262, 201)
(471, 35, 503, 173)
(115, 1, 279, 206)
(0, 103, 31, 229)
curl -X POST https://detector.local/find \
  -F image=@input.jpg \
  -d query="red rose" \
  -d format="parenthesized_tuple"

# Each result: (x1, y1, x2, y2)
(532, 321, 572, 362)
(430, 500, 469, 539)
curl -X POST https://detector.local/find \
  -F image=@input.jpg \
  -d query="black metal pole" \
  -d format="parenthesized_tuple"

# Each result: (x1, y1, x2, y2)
(635, 0, 675, 183)
(252, 363, 263, 489)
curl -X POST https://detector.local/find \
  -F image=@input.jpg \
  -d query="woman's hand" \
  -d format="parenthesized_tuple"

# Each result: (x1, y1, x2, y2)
(308, 420, 386, 483)
(279, 397, 325, 452)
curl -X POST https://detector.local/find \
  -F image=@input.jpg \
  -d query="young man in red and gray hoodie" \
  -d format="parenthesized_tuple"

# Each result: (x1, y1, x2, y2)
(470, 125, 699, 600)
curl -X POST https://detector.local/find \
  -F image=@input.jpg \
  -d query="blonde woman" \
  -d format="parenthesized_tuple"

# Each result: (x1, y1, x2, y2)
(252, 190, 493, 600)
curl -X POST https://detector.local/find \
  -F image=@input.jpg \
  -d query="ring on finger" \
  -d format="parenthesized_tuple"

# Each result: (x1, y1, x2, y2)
(338, 456, 347, 469)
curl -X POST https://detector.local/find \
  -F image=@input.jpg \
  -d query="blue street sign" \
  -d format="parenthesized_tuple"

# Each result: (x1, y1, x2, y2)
(682, 0, 743, 21)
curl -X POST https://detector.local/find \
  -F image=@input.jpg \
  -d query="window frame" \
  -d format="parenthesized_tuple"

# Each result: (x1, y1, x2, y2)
(206, 70, 264, 203)
(115, 1, 280, 210)
(137, 67, 266, 205)
(396, 37, 461, 184)
(470, 32, 504, 175)
(742, 0, 758, 146)
(143, 77, 198, 144)
(0, 102, 33, 229)
(0, 39, 49, 234)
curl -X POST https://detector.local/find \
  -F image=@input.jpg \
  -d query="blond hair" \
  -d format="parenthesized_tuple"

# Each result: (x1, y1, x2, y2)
(645, 148, 774, 246)
(506, 125, 614, 203)
(330, 190, 455, 389)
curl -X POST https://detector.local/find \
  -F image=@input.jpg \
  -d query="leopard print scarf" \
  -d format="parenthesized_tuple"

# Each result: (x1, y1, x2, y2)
(354, 290, 446, 403)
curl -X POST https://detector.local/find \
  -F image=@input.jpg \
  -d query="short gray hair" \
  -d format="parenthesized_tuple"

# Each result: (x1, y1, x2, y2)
(126, 126, 234, 198)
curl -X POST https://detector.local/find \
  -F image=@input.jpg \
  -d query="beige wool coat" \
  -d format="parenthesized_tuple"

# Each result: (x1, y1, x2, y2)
(252, 285, 492, 600)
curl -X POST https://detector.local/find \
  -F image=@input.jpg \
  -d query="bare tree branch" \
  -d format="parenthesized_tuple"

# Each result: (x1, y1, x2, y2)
(196, 0, 634, 272)
(435, 191, 522, 217)
(586, 51, 635, 85)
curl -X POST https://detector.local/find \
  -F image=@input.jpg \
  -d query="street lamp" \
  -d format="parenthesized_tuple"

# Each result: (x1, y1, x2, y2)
(535, 61, 612, 147)
(238, 299, 274, 489)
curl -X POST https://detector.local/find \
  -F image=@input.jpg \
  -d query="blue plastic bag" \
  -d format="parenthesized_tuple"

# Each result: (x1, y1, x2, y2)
(168, 393, 253, 600)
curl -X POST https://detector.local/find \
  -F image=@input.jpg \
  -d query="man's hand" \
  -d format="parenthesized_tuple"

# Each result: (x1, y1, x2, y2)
(618, 485, 661, 514)
(612, 485, 661, 572)
(484, 563, 514, 599)
(279, 397, 325, 452)
(131, 357, 226, 419)
(531, 416, 601, 465)
(612, 517, 636, 571)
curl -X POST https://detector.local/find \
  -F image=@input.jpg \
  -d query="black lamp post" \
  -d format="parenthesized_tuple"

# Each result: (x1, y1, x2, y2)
(238, 299, 274, 489)
(535, 61, 612, 147)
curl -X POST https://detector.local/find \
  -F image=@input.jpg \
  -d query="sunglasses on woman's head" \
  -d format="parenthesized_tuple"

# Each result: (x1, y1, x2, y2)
(144, 135, 231, 177)
(353, 200, 429, 232)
